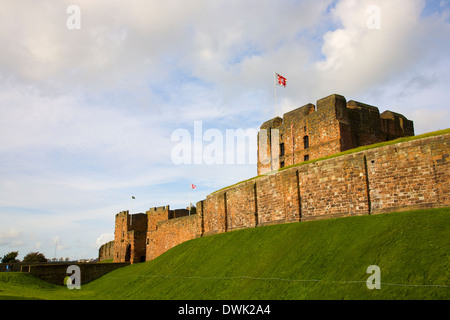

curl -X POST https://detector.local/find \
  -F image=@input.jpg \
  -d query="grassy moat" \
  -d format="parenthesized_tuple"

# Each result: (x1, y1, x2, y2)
(0, 207, 449, 300)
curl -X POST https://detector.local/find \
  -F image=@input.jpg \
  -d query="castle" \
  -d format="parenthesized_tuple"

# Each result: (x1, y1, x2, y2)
(99, 94, 449, 264)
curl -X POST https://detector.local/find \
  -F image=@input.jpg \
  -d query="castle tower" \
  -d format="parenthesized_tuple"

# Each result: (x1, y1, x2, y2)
(113, 210, 148, 263)
(257, 94, 414, 175)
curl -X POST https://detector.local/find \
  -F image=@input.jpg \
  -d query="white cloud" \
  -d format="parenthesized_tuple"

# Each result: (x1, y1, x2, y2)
(96, 233, 114, 247)
(0, 229, 22, 246)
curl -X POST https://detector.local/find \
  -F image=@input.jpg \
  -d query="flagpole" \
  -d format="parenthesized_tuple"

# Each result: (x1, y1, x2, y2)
(188, 184, 191, 215)
(274, 72, 277, 117)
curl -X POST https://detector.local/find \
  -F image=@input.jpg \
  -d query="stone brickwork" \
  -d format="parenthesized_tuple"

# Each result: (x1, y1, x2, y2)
(365, 134, 449, 213)
(110, 206, 199, 263)
(258, 94, 414, 175)
(98, 240, 114, 261)
(1, 262, 129, 285)
(226, 180, 257, 231)
(197, 133, 449, 236)
(147, 215, 197, 260)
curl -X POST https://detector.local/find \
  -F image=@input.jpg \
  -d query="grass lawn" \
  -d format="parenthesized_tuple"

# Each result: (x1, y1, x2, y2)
(0, 207, 449, 300)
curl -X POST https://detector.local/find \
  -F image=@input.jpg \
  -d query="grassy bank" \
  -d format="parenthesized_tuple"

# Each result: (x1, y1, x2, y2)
(1, 208, 449, 300)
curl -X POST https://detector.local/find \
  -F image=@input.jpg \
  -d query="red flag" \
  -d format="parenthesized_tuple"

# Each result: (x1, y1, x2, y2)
(191, 184, 196, 189)
(276, 73, 287, 87)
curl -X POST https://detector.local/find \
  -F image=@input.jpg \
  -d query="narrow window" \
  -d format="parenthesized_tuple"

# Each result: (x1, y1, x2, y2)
(303, 135, 309, 149)
(304, 155, 309, 161)
(280, 143, 285, 156)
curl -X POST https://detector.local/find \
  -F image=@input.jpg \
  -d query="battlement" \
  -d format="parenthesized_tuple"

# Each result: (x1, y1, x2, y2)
(257, 94, 414, 175)
(111, 204, 197, 263)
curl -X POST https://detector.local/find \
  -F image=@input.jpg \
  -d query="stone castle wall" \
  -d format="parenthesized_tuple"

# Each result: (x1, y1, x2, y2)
(98, 240, 114, 261)
(147, 215, 198, 261)
(200, 133, 448, 234)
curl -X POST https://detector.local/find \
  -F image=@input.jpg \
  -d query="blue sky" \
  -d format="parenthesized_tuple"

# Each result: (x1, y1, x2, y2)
(1, 0, 449, 260)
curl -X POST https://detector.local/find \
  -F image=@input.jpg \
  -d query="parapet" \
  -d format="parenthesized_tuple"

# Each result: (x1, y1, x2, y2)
(380, 110, 414, 138)
(260, 117, 282, 130)
(283, 104, 316, 125)
(316, 93, 347, 111)
(146, 205, 171, 216)
(115, 210, 129, 218)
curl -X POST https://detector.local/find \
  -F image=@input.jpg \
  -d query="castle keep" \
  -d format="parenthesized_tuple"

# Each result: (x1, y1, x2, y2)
(99, 94, 449, 264)
(258, 94, 414, 175)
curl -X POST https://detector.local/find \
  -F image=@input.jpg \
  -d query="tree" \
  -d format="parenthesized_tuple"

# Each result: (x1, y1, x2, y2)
(22, 252, 48, 263)
(1, 251, 19, 263)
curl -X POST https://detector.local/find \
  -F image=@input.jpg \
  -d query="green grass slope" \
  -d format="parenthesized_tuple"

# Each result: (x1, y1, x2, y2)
(1, 208, 449, 300)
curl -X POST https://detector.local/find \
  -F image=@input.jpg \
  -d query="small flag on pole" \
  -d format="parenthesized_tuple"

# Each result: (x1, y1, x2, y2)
(189, 184, 196, 215)
(132, 196, 135, 199)
(274, 72, 287, 116)
(276, 73, 287, 87)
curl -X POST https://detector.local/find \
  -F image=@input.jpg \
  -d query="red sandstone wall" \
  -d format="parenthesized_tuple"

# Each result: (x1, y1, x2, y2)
(202, 192, 227, 235)
(298, 153, 370, 220)
(198, 133, 449, 236)
(149, 215, 197, 259)
(256, 169, 300, 225)
(366, 134, 449, 213)
(226, 180, 257, 230)
(113, 211, 129, 262)
(98, 240, 114, 261)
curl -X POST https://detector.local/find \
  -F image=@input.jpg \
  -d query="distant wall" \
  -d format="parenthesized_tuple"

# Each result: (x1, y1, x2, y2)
(98, 240, 114, 262)
(0, 263, 129, 286)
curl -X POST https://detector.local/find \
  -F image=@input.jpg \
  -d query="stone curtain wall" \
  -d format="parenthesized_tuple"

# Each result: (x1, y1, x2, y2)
(98, 240, 114, 261)
(30, 263, 129, 285)
(298, 152, 370, 220)
(147, 215, 197, 260)
(365, 134, 449, 213)
(195, 133, 449, 237)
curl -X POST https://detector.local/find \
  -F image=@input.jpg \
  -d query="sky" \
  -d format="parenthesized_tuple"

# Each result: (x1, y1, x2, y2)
(0, 0, 449, 261)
